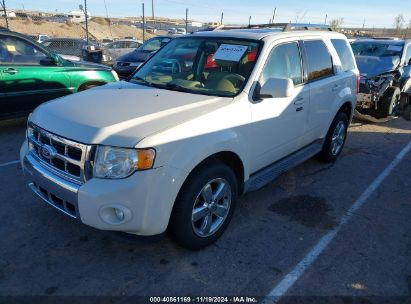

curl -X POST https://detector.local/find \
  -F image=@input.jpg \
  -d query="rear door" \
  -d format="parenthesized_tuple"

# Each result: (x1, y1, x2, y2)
(0, 35, 70, 118)
(301, 38, 342, 144)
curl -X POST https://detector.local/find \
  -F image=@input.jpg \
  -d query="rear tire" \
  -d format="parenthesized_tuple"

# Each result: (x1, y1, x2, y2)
(169, 162, 238, 250)
(317, 112, 348, 163)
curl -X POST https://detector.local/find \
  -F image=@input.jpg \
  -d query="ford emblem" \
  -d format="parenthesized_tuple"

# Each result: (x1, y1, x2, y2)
(40, 145, 55, 160)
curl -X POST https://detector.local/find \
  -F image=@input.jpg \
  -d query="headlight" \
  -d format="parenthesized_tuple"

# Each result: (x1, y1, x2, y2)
(111, 70, 120, 81)
(93, 146, 155, 179)
(129, 62, 143, 67)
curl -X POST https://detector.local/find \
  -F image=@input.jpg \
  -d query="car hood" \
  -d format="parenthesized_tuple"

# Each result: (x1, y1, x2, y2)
(29, 81, 231, 147)
(117, 50, 153, 63)
(355, 56, 400, 78)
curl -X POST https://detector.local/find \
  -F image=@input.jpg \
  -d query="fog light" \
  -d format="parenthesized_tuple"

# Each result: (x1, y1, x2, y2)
(99, 205, 132, 225)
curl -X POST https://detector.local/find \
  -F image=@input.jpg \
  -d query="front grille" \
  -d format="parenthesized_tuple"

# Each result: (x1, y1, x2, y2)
(31, 182, 77, 218)
(27, 123, 92, 184)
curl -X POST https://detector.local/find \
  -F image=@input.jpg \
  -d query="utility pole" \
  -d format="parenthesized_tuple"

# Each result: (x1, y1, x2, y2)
(272, 8, 276, 24)
(220, 12, 223, 25)
(84, 0, 89, 44)
(1, 0, 9, 29)
(248, 16, 251, 27)
(142, 2, 145, 42)
(324, 14, 328, 25)
(362, 18, 365, 29)
(151, 0, 154, 21)
(185, 8, 188, 33)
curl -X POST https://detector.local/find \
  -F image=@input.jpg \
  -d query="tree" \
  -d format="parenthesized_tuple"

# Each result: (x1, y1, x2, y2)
(329, 18, 344, 31)
(407, 18, 411, 39)
(393, 14, 405, 33)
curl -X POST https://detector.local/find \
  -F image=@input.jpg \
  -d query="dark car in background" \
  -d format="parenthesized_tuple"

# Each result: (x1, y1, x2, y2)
(352, 39, 411, 118)
(113, 36, 172, 78)
(42, 38, 113, 65)
(0, 30, 118, 119)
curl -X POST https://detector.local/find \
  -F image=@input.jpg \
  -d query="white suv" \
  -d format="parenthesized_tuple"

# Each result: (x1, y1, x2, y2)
(21, 24, 359, 249)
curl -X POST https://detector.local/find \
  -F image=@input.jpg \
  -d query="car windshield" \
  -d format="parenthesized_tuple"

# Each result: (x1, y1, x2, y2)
(351, 41, 404, 57)
(131, 37, 260, 97)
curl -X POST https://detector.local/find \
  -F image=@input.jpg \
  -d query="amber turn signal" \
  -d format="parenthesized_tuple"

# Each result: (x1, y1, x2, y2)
(137, 149, 156, 170)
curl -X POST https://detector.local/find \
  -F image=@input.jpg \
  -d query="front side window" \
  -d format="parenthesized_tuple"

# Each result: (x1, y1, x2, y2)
(132, 37, 261, 97)
(0, 36, 47, 65)
(260, 42, 303, 86)
(331, 39, 356, 71)
(304, 40, 333, 81)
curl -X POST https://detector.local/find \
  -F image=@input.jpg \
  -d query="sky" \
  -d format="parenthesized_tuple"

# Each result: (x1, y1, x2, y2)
(5, 0, 411, 28)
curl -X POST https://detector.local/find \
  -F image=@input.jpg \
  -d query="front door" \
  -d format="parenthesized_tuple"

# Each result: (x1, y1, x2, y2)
(248, 41, 309, 172)
(0, 35, 71, 118)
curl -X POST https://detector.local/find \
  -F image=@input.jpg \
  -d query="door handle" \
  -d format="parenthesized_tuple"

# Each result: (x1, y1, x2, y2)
(3, 68, 18, 75)
(294, 97, 305, 106)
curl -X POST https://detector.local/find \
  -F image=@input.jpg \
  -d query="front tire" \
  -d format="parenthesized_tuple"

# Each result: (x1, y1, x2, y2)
(317, 112, 348, 163)
(169, 162, 238, 250)
(376, 86, 401, 118)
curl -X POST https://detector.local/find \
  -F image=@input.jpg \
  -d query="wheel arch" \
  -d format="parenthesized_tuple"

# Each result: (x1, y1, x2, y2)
(178, 151, 246, 197)
(338, 101, 353, 120)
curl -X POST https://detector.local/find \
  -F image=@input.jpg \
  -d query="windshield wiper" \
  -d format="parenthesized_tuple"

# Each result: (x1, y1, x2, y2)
(163, 83, 192, 93)
(130, 76, 154, 87)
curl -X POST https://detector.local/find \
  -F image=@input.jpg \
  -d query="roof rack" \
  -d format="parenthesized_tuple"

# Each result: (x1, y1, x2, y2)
(215, 23, 333, 32)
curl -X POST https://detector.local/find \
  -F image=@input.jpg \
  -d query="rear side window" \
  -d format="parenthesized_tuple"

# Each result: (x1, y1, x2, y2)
(331, 39, 356, 71)
(304, 40, 333, 81)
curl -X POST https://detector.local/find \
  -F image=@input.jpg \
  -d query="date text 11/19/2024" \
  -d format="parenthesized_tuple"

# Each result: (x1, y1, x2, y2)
(149, 297, 258, 303)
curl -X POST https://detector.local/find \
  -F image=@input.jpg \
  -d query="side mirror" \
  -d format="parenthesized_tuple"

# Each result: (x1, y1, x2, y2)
(408, 58, 411, 66)
(259, 78, 294, 99)
(39, 57, 56, 66)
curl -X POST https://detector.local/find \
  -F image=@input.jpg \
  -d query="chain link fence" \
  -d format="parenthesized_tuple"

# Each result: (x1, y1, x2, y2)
(0, 1, 210, 65)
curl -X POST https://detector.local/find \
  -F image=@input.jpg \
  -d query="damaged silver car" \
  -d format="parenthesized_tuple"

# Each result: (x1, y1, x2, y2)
(352, 39, 411, 118)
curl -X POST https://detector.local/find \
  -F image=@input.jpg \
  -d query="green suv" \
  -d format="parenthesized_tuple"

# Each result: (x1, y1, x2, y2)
(0, 30, 119, 119)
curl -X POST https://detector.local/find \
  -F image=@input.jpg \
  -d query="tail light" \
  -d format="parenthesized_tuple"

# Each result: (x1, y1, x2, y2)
(356, 73, 360, 94)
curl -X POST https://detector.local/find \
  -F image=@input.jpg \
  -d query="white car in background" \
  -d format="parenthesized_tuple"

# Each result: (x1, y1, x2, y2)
(30, 34, 50, 44)
(176, 28, 186, 35)
(105, 39, 143, 62)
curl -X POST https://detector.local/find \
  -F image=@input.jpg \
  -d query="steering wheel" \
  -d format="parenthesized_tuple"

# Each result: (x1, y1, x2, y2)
(220, 73, 246, 88)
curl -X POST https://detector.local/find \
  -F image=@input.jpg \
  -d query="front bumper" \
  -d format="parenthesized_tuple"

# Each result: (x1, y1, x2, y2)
(21, 140, 188, 235)
(357, 92, 377, 109)
(24, 153, 80, 219)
